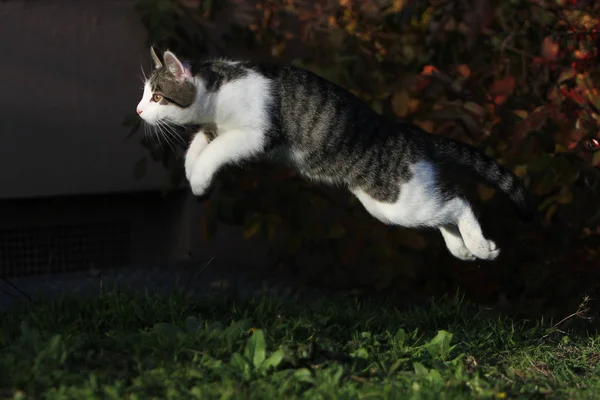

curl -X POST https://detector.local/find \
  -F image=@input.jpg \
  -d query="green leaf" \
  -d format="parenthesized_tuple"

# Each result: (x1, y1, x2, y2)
(207, 321, 224, 334)
(231, 352, 252, 379)
(261, 348, 286, 372)
(426, 330, 454, 359)
(331, 365, 344, 383)
(414, 362, 429, 377)
(227, 319, 253, 340)
(244, 329, 267, 368)
(394, 328, 406, 348)
(427, 368, 444, 385)
(350, 347, 369, 359)
(293, 368, 314, 383)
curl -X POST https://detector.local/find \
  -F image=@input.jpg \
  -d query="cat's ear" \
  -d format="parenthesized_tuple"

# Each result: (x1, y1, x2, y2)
(163, 51, 192, 80)
(150, 46, 162, 69)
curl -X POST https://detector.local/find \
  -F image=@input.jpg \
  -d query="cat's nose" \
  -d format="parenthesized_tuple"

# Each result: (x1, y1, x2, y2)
(136, 107, 143, 115)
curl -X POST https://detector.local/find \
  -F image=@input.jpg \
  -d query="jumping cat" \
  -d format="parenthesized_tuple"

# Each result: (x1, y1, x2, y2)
(136, 47, 532, 261)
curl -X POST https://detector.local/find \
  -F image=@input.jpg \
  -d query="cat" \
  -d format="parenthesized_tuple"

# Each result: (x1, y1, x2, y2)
(136, 47, 532, 261)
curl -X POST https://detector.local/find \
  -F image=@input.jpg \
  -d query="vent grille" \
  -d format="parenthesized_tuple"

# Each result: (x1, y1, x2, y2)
(0, 221, 131, 278)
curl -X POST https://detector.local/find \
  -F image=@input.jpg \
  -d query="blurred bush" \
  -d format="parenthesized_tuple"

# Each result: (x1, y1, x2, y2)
(127, 0, 600, 295)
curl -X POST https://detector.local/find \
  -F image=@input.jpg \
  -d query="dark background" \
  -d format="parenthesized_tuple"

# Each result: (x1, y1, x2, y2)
(1, 0, 599, 327)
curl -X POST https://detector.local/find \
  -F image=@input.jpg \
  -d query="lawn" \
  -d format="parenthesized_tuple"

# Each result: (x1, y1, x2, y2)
(0, 290, 599, 399)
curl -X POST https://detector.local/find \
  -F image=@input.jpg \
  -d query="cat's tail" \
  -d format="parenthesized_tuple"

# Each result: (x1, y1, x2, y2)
(429, 136, 534, 221)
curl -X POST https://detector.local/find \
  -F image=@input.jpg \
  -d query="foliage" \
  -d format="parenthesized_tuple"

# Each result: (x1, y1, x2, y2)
(2, 291, 600, 398)
(128, 0, 600, 293)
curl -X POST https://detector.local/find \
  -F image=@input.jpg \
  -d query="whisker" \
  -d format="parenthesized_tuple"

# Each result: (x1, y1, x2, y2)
(140, 63, 147, 82)
(160, 122, 187, 146)
(163, 124, 185, 152)
(156, 121, 177, 154)
(148, 124, 162, 151)
(163, 119, 196, 146)
(142, 122, 153, 148)
(157, 119, 187, 147)
(163, 132, 177, 154)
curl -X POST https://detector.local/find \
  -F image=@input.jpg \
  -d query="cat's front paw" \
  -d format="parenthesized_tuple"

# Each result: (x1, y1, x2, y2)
(189, 169, 213, 197)
(185, 133, 210, 181)
(184, 154, 196, 182)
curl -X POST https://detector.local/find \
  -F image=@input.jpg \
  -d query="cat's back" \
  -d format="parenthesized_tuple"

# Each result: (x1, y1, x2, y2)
(196, 58, 374, 117)
(240, 61, 381, 145)
(192, 59, 252, 92)
(250, 62, 372, 110)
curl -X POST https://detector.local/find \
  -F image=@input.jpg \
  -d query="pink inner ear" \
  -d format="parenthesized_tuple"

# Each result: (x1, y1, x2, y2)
(164, 52, 192, 80)
(172, 63, 192, 81)
(182, 65, 192, 79)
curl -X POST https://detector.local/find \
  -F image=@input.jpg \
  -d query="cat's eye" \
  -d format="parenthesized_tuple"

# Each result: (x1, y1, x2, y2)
(151, 94, 163, 102)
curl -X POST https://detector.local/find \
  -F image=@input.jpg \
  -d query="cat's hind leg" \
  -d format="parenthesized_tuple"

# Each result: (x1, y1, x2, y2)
(439, 225, 476, 261)
(351, 160, 500, 261)
(352, 190, 499, 261)
(454, 203, 500, 260)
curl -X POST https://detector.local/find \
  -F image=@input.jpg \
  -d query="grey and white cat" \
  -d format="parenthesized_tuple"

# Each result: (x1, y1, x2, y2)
(136, 47, 532, 261)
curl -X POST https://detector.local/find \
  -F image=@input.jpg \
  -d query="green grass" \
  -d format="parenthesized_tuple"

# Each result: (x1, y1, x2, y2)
(1, 290, 599, 399)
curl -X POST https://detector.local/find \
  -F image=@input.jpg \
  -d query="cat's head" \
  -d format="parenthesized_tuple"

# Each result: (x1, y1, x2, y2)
(136, 48, 203, 125)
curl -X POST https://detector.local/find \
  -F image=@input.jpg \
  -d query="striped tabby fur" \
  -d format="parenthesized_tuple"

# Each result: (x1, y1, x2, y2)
(136, 48, 532, 261)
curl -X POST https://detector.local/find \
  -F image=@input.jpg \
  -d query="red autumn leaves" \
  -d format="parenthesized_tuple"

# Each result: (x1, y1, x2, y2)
(488, 76, 515, 105)
(419, 64, 516, 107)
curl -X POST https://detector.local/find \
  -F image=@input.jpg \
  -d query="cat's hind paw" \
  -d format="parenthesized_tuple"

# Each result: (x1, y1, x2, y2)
(449, 246, 477, 261)
(468, 239, 500, 261)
